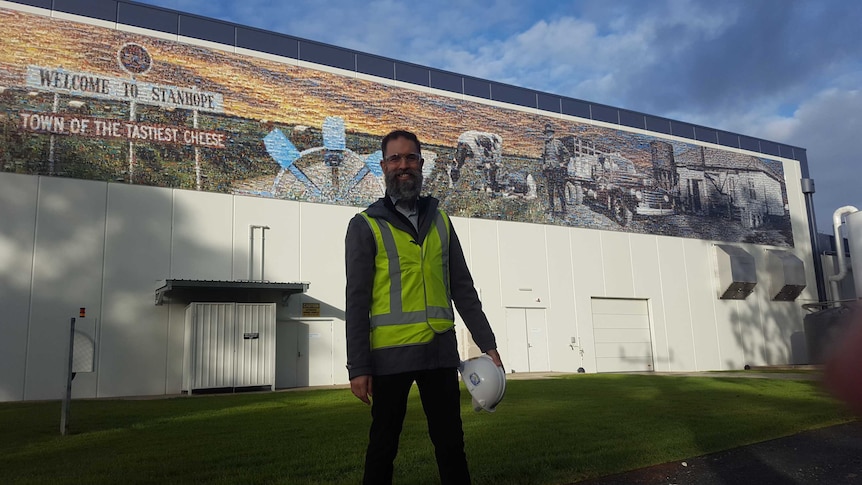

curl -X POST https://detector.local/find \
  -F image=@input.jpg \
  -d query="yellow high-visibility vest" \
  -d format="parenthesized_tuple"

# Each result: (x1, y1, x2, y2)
(360, 210, 455, 350)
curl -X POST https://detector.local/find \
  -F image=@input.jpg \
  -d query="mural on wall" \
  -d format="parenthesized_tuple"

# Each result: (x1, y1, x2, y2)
(0, 8, 793, 246)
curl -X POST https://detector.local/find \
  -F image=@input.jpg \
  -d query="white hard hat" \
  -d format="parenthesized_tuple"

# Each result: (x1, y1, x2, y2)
(459, 355, 506, 412)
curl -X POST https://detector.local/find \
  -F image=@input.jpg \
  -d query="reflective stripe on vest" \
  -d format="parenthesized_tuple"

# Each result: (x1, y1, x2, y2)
(360, 210, 455, 350)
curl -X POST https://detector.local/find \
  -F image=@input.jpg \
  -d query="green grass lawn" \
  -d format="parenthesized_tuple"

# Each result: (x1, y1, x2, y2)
(0, 374, 853, 485)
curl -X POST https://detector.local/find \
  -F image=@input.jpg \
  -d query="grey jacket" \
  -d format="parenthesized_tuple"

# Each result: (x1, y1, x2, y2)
(344, 195, 497, 379)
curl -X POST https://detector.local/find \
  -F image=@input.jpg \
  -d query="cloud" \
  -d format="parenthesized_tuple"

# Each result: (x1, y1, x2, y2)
(762, 89, 862, 230)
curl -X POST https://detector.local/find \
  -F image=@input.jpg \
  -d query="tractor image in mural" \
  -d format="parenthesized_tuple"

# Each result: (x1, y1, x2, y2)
(558, 135, 679, 226)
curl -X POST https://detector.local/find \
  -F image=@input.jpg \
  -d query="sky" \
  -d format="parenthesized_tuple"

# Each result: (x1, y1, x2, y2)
(136, 0, 861, 234)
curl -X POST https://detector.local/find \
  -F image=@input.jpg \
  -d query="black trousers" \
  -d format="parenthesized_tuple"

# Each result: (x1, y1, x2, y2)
(363, 368, 470, 485)
(544, 168, 567, 212)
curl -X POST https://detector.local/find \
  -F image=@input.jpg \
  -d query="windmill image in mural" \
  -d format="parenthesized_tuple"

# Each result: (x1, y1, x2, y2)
(263, 116, 385, 204)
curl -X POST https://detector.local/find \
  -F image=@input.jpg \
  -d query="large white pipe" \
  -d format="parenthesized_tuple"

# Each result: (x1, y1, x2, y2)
(249, 225, 271, 281)
(828, 205, 859, 306)
(260, 226, 270, 281)
(848, 211, 862, 300)
(249, 225, 255, 281)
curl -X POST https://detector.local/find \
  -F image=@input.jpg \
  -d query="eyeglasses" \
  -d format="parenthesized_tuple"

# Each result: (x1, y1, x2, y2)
(382, 152, 422, 166)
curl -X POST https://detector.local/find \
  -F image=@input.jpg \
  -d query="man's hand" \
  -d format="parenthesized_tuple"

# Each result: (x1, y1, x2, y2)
(486, 349, 503, 368)
(350, 375, 373, 405)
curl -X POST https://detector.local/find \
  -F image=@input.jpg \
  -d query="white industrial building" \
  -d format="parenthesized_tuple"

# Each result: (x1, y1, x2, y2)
(0, 0, 856, 403)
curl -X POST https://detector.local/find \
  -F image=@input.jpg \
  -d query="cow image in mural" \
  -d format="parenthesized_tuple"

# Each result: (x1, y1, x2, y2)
(440, 130, 536, 200)
(453, 130, 503, 193)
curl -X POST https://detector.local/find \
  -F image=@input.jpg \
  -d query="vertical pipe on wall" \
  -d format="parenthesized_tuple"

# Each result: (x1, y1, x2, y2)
(248, 225, 270, 281)
(801, 178, 826, 304)
(260, 226, 270, 281)
(249, 225, 255, 281)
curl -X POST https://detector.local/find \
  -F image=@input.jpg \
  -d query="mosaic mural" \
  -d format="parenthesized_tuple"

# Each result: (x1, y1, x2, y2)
(0, 8, 793, 246)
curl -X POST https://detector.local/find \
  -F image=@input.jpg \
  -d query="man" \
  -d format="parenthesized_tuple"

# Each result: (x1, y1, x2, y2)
(541, 123, 570, 214)
(345, 130, 503, 485)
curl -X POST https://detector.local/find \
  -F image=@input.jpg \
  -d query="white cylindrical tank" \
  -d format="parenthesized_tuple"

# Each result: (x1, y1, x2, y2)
(847, 210, 862, 300)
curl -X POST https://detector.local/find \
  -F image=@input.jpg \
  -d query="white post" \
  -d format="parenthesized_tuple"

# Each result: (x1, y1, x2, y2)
(128, 100, 136, 183)
(49, 92, 59, 173)
(260, 226, 270, 281)
(249, 225, 255, 281)
(60, 317, 76, 435)
(194, 108, 201, 190)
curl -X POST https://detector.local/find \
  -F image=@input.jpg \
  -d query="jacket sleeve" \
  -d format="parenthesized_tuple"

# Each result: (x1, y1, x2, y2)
(448, 224, 498, 353)
(345, 214, 376, 379)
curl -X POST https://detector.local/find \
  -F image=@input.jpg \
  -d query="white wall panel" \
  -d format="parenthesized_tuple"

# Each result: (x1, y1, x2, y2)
(232, 196, 301, 283)
(683, 240, 721, 370)
(460, 217, 503, 357)
(498, 221, 549, 308)
(752, 246, 801, 365)
(656, 237, 697, 371)
(545, 225, 579, 371)
(629, 234, 669, 371)
(166, 302, 187, 393)
(297, 203, 357, 306)
(26, 177, 107, 400)
(600, 232, 635, 297)
(0, 173, 38, 401)
(713, 299, 747, 370)
(98, 183, 172, 398)
(738, 278, 767, 366)
(170, 190, 233, 280)
(570, 229, 605, 372)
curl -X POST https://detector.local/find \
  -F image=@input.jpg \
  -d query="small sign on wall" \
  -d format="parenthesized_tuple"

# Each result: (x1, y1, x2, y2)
(302, 303, 321, 317)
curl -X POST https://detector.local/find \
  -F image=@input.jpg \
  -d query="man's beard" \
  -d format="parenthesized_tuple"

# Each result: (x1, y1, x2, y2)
(385, 167, 423, 200)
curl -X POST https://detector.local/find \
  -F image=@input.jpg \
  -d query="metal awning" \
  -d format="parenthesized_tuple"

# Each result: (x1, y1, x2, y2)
(154, 279, 309, 305)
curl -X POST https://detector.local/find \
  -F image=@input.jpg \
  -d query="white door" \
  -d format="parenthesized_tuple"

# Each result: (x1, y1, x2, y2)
(306, 321, 333, 386)
(235, 303, 275, 388)
(296, 323, 310, 386)
(280, 320, 333, 387)
(276, 321, 298, 389)
(591, 298, 654, 372)
(526, 309, 550, 372)
(186, 303, 235, 391)
(505, 308, 529, 373)
(505, 308, 550, 373)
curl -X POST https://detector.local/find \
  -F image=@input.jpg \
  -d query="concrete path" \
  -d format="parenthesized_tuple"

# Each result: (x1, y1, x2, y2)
(573, 421, 862, 485)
